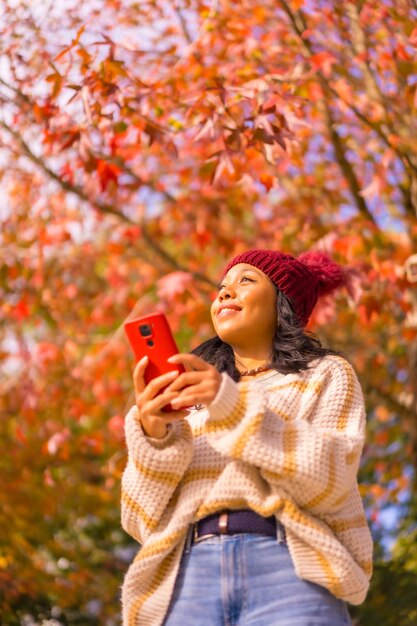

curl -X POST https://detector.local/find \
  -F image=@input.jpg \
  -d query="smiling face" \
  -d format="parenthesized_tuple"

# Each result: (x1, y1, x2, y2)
(210, 263, 278, 354)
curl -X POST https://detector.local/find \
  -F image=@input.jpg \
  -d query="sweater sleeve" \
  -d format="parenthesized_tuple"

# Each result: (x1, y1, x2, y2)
(205, 357, 366, 515)
(121, 405, 193, 544)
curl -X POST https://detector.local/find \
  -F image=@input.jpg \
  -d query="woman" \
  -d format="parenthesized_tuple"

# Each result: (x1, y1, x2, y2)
(121, 248, 373, 626)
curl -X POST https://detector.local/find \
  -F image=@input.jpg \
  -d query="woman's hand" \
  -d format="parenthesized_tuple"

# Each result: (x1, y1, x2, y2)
(133, 356, 190, 439)
(164, 353, 222, 410)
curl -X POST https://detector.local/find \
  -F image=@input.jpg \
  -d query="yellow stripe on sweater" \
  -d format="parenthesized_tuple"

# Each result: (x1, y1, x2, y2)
(345, 449, 358, 465)
(281, 499, 358, 595)
(262, 468, 284, 482)
(191, 422, 206, 438)
(121, 489, 159, 532)
(335, 358, 355, 431)
(268, 380, 324, 395)
(357, 558, 373, 577)
(315, 549, 342, 597)
(204, 387, 251, 433)
(164, 468, 224, 514)
(281, 498, 325, 533)
(182, 467, 223, 485)
(128, 542, 183, 626)
(195, 497, 283, 521)
(230, 410, 264, 457)
(327, 514, 368, 534)
(133, 528, 185, 562)
(283, 426, 298, 477)
(332, 489, 351, 507)
(252, 427, 298, 482)
(132, 458, 183, 488)
(303, 448, 337, 510)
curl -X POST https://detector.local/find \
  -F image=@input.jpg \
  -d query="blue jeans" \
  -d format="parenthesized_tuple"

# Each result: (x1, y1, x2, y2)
(163, 533, 352, 626)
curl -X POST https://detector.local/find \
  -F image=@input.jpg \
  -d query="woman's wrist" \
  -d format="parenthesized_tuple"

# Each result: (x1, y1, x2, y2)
(140, 415, 170, 439)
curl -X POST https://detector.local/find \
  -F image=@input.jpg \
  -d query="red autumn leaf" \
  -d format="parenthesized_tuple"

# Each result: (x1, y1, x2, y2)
(259, 173, 275, 191)
(107, 414, 125, 441)
(96, 159, 121, 191)
(157, 272, 194, 300)
(310, 51, 338, 77)
(11, 299, 30, 321)
(54, 23, 86, 61)
(195, 230, 213, 250)
(409, 26, 417, 47)
(122, 225, 142, 242)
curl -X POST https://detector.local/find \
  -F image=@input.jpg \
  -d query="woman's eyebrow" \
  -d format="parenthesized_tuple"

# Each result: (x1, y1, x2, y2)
(217, 268, 262, 289)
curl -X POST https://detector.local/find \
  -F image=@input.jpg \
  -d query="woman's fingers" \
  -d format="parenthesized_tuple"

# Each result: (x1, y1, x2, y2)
(170, 394, 198, 410)
(167, 353, 211, 371)
(164, 371, 204, 393)
(146, 391, 190, 418)
(142, 370, 180, 400)
(132, 353, 217, 429)
(165, 355, 222, 408)
(133, 356, 149, 395)
(169, 381, 210, 409)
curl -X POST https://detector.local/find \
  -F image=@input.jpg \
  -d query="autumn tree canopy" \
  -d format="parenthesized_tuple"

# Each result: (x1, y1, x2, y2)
(1, 0, 417, 623)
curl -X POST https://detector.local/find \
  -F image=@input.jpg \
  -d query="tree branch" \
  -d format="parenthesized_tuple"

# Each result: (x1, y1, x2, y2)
(322, 100, 378, 224)
(174, 0, 194, 45)
(399, 174, 417, 220)
(0, 119, 216, 288)
(0, 77, 31, 105)
(344, 4, 387, 108)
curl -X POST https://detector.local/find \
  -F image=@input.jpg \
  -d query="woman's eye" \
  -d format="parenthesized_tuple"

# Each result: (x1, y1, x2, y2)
(217, 277, 254, 291)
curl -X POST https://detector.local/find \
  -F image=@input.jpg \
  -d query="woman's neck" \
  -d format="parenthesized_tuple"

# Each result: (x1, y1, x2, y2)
(233, 349, 272, 374)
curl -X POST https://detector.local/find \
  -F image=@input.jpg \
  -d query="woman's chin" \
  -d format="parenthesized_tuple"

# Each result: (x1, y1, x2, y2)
(216, 327, 246, 345)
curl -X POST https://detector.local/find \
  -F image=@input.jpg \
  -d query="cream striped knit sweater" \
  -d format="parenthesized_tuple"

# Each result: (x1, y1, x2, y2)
(120, 355, 373, 626)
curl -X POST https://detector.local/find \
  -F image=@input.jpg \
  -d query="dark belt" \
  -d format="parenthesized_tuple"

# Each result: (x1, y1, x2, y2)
(193, 510, 284, 544)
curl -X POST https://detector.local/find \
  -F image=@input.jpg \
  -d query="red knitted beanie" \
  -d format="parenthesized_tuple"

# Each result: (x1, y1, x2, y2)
(222, 249, 346, 327)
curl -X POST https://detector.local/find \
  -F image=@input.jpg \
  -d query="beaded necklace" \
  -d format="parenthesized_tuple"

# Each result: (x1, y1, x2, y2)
(238, 365, 272, 377)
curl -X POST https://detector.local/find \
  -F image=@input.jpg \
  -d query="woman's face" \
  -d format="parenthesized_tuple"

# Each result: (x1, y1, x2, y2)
(210, 263, 278, 350)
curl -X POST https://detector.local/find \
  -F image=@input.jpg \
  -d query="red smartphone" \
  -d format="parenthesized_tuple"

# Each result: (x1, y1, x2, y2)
(124, 312, 188, 412)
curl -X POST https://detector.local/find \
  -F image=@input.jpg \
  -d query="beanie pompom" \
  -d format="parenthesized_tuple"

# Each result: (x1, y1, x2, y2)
(297, 251, 346, 296)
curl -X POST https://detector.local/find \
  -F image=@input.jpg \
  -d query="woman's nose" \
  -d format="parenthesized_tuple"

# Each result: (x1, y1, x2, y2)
(219, 286, 235, 301)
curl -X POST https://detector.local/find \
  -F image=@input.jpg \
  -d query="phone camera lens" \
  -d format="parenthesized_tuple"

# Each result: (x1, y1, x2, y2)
(139, 324, 152, 337)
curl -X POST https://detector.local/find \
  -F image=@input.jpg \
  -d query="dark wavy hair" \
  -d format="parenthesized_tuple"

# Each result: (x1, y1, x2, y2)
(191, 288, 344, 382)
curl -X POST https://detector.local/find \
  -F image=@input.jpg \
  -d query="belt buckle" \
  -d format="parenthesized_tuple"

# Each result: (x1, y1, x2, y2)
(218, 512, 228, 534)
(193, 512, 229, 543)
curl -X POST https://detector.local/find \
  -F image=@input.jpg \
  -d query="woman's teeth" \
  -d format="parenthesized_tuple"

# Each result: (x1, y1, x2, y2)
(218, 308, 240, 317)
